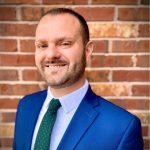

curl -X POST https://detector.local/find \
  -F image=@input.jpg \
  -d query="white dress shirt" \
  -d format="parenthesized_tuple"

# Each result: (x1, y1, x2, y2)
(31, 80, 89, 150)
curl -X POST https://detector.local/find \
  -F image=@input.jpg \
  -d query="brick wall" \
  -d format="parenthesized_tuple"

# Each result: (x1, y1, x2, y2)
(0, 0, 149, 149)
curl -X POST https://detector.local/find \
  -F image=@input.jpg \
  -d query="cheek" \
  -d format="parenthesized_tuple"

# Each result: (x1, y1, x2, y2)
(35, 52, 44, 65)
(66, 48, 84, 63)
(67, 54, 78, 65)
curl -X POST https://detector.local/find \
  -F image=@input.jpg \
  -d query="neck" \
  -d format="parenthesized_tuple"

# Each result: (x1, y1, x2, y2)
(50, 77, 86, 97)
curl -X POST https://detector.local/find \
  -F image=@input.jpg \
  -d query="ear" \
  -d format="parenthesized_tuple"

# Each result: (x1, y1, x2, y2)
(85, 41, 94, 66)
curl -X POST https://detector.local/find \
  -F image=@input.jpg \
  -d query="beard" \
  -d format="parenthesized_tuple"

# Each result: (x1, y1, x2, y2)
(36, 52, 86, 89)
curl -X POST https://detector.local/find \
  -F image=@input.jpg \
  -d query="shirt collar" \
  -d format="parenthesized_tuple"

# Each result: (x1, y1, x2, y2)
(47, 80, 89, 114)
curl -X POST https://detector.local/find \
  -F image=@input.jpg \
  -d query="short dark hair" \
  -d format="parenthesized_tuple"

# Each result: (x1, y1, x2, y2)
(42, 8, 89, 44)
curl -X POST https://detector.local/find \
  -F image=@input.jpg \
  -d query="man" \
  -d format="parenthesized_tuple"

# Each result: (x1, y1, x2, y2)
(13, 8, 143, 150)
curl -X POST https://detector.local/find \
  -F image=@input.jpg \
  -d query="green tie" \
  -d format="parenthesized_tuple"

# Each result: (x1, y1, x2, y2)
(34, 98, 61, 150)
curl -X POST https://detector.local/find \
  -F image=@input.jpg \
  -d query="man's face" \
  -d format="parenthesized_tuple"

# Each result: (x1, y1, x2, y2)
(35, 14, 91, 88)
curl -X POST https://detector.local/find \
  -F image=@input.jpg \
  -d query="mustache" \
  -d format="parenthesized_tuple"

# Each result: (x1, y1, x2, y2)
(42, 59, 68, 66)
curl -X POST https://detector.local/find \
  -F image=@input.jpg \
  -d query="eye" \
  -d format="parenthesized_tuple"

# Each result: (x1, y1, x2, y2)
(59, 41, 72, 48)
(37, 44, 48, 49)
(62, 42, 71, 46)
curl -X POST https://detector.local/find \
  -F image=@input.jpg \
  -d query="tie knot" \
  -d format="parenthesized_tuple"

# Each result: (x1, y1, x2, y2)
(48, 98, 61, 113)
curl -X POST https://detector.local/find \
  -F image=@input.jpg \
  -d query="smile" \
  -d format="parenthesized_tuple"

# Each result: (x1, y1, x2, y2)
(45, 63, 67, 68)
(44, 63, 68, 72)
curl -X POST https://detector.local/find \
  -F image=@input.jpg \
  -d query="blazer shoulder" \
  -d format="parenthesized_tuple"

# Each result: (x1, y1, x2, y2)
(18, 90, 47, 108)
(86, 86, 138, 120)
(22, 90, 47, 100)
(96, 95, 140, 122)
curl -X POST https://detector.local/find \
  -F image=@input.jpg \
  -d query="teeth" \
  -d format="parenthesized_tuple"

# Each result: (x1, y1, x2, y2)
(45, 64, 66, 68)
(49, 65, 61, 68)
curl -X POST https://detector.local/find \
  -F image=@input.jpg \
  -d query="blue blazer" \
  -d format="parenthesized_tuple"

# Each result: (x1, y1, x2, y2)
(13, 86, 143, 150)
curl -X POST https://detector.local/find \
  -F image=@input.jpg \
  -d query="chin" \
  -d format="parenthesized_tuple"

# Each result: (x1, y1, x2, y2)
(46, 79, 65, 87)
(46, 78, 74, 89)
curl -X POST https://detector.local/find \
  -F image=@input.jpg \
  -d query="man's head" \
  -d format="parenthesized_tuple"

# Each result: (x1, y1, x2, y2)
(43, 8, 89, 45)
(35, 8, 93, 89)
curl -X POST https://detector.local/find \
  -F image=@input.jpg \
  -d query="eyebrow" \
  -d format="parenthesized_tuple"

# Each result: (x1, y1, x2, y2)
(35, 36, 75, 44)
(35, 40, 48, 45)
(56, 37, 74, 42)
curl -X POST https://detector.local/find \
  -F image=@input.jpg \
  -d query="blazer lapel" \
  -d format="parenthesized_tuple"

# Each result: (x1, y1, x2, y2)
(25, 90, 47, 149)
(58, 87, 100, 150)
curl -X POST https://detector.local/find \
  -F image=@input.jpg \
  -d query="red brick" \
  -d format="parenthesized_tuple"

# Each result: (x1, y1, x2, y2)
(141, 0, 149, 5)
(138, 40, 150, 52)
(74, 0, 88, 4)
(128, 99, 149, 110)
(139, 24, 150, 37)
(138, 8, 150, 21)
(112, 70, 149, 82)
(20, 40, 35, 52)
(136, 55, 149, 67)
(92, 0, 138, 4)
(143, 139, 150, 149)
(93, 40, 108, 53)
(91, 55, 133, 67)
(0, 138, 13, 147)
(91, 84, 129, 96)
(0, 84, 40, 95)
(21, 7, 43, 21)
(118, 8, 149, 21)
(0, 98, 19, 109)
(112, 40, 137, 53)
(0, 23, 36, 37)
(85, 70, 109, 82)
(0, 112, 16, 123)
(0, 7, 16, 21)
(132, 85, 150, 96)
(43, 0, 73, 4)
(0, 0, 40, 4)
(110, 99, 149, 110)
(0, 70, 19, 81)
(89, 24, 138, 38)
(118, 8, 137, 21)
(142, 126, 149, 136)
(0, 124, 14, 137)
(75, 7, 114, 21)
(22, 69, 42, 81)
(0, 54, 35, 66)
(0, 39, 17, 52)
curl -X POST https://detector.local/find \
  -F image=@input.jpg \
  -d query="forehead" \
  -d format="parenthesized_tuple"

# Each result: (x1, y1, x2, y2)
(36, 13, 81, 39)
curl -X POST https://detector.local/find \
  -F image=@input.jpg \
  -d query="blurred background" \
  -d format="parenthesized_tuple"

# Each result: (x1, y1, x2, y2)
(0, 0, 149, 149)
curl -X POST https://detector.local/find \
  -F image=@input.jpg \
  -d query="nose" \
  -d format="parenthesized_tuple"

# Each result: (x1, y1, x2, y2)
(46, 44, 61, 60)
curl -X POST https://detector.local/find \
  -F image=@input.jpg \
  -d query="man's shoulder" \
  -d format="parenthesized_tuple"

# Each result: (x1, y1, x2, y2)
(86, 86, 136, 120)
(95, 95, 139, 122)
(18, 90, 47, 107)
(23, 90, 47, 98)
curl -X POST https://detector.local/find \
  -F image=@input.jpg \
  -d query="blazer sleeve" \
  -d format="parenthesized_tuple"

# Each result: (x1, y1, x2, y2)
(13, 99, 22, 150)
(117, 117, 143, 150)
